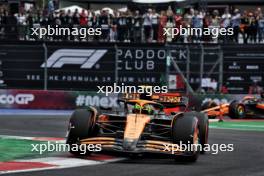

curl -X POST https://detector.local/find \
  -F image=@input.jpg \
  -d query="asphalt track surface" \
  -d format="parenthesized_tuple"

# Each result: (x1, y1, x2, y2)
(0, 114, 264, 176)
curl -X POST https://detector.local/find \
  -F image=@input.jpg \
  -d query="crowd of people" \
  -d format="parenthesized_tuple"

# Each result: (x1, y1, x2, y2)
(1, 3, 264, 43)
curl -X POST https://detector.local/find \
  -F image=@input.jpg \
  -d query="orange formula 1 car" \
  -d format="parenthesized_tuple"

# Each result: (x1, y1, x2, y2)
(66, 94, 209, 162)
(201, 92, 264, 119)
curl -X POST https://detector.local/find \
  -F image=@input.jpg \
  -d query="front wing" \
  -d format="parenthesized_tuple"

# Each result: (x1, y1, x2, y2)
(80, 137, 189, 156)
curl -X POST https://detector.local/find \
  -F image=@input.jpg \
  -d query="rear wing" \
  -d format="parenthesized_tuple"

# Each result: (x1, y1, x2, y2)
(121, 93, 188, 108)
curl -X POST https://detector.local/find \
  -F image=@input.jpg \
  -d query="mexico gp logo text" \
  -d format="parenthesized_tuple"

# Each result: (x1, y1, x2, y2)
(0, 94, 34, 105)
(40, 49, 107, 69)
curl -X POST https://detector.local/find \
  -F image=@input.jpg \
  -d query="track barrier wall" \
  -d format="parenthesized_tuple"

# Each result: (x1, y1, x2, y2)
(0, 89, 257, 110)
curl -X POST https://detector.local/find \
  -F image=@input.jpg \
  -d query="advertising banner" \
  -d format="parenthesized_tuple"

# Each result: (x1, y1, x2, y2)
(222, 45, 264, 93)
(0, 89, 118, 109)
(0, 42, 263, 93)
(0, 89, 253, 110)
(0, 43, 167, 90)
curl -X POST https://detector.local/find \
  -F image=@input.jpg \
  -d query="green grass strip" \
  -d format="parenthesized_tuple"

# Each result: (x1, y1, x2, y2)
(0, 138, 52, 162)
(210, 121, 264, 131)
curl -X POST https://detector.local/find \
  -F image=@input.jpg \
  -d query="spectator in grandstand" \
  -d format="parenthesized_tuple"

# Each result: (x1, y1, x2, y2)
(221, 8, 231, 43)
(247, 12, 258, 43)
(173, 9, 184, 43)
(249, 81, 263, 94)
(133, 10, 142, 43)
(3, 5, 264, 44)
(117, 12, 127, 42)
(210, 10, 221, 43)
(126, 11, 133, 42)
(151, 9, 159, 42)
(65, 9, 74, 40)
(192, 10, 203, 42)
(221, 8, 231, 28)
(257, 8, 264, 43)
(240, 10, 249, 44)
(72, 8, 80, 41)
(143, 9, 152, 42)
(99, 10, 110, 41)
(158, 10, 167, 43)
(48, 0, 55, 15)
(80, 9, 87, 27)
(109, 11, 117, 42)
(52, 11, 61, 41)
(165, 8, 174, 42)
(184, 8, 194, 42)
(72, 9, 80, 26)
(59, 10, 68, 40)
(202, 11, 211, 42)
(65, 9, 72, 25)
(231, 9, 241, 43)
(16, 11, 27, 40)
(79, 9, 88, 41)
(184, 8, 194, 27)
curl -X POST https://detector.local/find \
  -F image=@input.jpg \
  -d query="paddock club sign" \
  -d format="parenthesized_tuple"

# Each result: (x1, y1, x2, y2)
(1, 47, 185, 90)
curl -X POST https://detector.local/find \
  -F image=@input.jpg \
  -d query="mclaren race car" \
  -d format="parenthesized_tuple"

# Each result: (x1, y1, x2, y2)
(201, 92, 264, 119)
(66, 93, 209, 162)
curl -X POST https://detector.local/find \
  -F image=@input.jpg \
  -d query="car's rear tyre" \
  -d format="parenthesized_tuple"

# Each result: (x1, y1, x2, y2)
(229, 101, 246, 119)
(185, 112, 209, 154)
(201, 101, 218, 119)
(66, 109, 95, 156)
(172, 113, 200, 162)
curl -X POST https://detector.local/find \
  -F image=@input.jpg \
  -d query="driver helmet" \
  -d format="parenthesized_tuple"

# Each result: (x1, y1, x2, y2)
(142, 104, 154, 115)
(133, 104, 142, 113)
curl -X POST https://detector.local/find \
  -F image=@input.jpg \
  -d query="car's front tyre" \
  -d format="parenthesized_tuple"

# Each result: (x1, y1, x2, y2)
(172, 113, 200, 162)
(66, 109, 95, 156)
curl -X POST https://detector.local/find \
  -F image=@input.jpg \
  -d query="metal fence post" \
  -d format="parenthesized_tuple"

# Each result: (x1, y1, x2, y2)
(114, 44, 118, 84)
(165, 44, 170, 87)
(168, 45, 194, 94)
(43, 42, 48, 90)
(218, 46, 224, 92)
(186, 45, 190, 94)
(199, 44, 204, 92)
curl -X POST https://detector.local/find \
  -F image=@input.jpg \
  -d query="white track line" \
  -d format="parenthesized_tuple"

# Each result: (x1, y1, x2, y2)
(0, 135, 65, 142)
(0, 135, 125, 174)
(1, 157, 125, 174)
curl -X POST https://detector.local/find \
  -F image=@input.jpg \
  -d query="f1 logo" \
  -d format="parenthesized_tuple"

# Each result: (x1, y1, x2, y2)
(41, 49, 107, 69)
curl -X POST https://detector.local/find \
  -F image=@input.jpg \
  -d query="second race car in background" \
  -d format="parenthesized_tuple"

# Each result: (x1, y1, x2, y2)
(201, 92, 264, 119)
